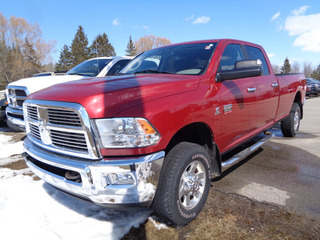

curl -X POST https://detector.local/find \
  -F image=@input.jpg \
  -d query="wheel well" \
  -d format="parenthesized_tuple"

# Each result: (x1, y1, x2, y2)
(294, 91, 303, 119)
(165, 122, 220, 175)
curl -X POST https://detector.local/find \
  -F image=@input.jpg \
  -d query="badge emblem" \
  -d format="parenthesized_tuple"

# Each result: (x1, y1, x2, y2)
(38, 120, 52, 145)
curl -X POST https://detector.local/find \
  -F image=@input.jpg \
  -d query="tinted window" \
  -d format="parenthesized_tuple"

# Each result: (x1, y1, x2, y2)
(67, 59, 112, 77)
(33, 73, 52, 77)
(121, 43, 217, 75)
(106, 60, 131, 76)
(245, 46, 269, 75)
(219, 44, 245, 71)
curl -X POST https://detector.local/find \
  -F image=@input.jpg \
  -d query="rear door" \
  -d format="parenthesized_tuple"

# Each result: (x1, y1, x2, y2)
(244, 45, 279, 128)
(216, 43, 258, 152)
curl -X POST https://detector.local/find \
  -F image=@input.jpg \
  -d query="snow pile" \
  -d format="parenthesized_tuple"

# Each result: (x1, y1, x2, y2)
(0, 170, 152, 240)
(0, 134, 24, 159)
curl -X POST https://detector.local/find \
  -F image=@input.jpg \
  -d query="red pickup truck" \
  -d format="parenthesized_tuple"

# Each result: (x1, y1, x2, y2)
(23, 39, 306, 226)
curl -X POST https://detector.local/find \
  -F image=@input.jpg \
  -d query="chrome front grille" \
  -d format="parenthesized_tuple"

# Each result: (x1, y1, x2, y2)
(29, 124, 41, 140)
(7, 86, 29, 109)
(24, 100, 101, 160)
(50, 129, 88, 151)
(47, 108, 82, 127)
(27, 106, 38, 121)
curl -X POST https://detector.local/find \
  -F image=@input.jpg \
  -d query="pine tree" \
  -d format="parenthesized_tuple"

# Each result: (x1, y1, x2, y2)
(55, 44, 72, 72)
(311, 64, 320, 80)
(22, 38, 43, 75)
(281, 57, 291, 74)
(70, 26, 90, 67)
(125, 36, 137, 56)
(89, 33, 115, 57)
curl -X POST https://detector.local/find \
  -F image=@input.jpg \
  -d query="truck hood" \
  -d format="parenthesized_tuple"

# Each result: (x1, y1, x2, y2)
(28, 74, 200, 118)
(8, 75, 86, 94)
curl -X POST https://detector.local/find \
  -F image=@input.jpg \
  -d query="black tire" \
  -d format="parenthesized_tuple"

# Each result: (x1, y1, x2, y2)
(281, 102, 301, 137)
(6, 118, 24, 132)
(152, 142, 211, 226)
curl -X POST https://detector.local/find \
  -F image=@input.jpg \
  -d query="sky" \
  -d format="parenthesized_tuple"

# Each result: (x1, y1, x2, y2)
(1, 0, 320, 68)
(0, 127, 168, 240)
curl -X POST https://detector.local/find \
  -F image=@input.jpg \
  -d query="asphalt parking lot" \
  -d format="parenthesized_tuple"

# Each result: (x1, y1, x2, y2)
(213, 96, 320, 220)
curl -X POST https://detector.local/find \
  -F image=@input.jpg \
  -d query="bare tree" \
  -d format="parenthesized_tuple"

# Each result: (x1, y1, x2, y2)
(291, 61, 300, 73)
(272, 64, 281, 74)
(303, 62, 313, 78)
(0, 13, 55, 89)
(134, 35, 172, 54)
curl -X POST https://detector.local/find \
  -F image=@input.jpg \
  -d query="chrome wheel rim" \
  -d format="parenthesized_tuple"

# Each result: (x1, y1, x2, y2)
(294, 109, 300, 132)
(178, 160, 206, 210)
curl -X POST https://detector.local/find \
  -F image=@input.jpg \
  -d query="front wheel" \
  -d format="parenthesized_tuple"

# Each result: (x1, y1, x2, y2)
(152, 142, 211, 226)
(281, 102, 301, 137)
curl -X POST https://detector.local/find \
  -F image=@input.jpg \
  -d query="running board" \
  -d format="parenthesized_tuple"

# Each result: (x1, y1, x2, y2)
(221, 133, 274, 172)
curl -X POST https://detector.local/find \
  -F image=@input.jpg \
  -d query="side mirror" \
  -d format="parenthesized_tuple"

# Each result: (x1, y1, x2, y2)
(216, 59, 262, 82)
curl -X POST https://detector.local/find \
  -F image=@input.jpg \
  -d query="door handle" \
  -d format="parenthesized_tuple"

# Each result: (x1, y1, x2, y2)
(272, 83, 279, 88)
(247, 87, 256, 93)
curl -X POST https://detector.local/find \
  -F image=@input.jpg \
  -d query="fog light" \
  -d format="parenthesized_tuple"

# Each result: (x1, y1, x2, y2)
(106, 173, 135, 186)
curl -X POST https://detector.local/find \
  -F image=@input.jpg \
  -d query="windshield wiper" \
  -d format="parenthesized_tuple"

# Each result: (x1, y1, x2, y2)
(115, 72, 129, 75)
(133, 70, 173, 74)
(67, 73, 89, 76)
(67, 73, 81, 76)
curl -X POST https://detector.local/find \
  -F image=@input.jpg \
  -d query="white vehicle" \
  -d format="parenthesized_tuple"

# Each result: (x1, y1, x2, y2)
(33, 72, 66, 77)
(6, 56, 133, 131)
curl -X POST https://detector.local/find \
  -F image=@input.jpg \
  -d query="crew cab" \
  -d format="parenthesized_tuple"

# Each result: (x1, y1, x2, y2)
(6, 56, 133, 131)
(22, 39, 306, 226)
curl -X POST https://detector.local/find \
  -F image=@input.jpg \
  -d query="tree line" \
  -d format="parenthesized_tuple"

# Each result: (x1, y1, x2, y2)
(55, 26, 115, 72)
(55, 25, 171, 72)
(273, 57, 320, 80)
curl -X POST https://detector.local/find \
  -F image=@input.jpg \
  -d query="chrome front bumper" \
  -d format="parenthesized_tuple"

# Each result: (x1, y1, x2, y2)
(6, 106, 25, 129)
(23, 137, 164, 207)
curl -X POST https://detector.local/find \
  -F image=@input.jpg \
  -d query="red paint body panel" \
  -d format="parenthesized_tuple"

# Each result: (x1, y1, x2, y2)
(28, 39, 306, 157)
(28, 74, 200, 118)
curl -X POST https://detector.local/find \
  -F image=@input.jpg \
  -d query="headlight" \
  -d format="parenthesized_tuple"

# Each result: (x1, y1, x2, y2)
(93, 118, 161, 148)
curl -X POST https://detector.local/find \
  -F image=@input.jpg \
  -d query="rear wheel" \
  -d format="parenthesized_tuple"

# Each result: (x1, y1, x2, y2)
(152, 142, 211, 226)
(281, 103, 301, 137)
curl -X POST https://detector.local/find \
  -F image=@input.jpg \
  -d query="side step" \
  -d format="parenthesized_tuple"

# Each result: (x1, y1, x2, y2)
(221, 133, 274, 172)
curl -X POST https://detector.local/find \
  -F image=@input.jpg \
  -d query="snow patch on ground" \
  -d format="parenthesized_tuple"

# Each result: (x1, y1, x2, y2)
(0, 154, 24, 166)
(0, 134, 24, 159)
(0, 169, 152, 240)
(0, 167, 33, 178)
(149, 217, 169, 230)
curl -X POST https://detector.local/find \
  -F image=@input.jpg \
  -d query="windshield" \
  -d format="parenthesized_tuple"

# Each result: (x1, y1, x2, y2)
(120, 42, 217, 75)
(66, 59, 112, 77)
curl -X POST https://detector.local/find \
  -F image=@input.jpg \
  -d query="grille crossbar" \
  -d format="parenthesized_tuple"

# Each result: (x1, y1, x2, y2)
(48, 109, 82, 127)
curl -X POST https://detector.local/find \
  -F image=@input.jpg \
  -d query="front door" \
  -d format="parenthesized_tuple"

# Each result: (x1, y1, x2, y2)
(216, 44, 258, 152)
